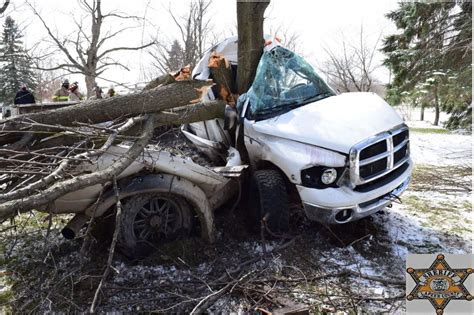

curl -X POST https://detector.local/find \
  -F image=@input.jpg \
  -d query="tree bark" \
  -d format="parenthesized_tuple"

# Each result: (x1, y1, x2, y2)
(0, 80, 212, 145)
(236, 0, 270, 94)
(27, 101, 225, 152)
(143, 73, 176, 90)
(209, 54, 237, 106)
(124, 101, 226, 136)
(433, 86, 440, 126)
(420, 102, 425, 121)
(85, 74, 97, 99)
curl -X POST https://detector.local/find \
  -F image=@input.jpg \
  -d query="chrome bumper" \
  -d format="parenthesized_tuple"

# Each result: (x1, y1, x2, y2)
(303, 175, 411, 224)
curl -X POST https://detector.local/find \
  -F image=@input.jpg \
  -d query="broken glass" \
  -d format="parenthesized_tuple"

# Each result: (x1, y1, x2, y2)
(246, 46, 334, 119)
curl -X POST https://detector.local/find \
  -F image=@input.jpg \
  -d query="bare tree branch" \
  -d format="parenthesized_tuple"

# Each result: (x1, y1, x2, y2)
(26, 1, 84, 72)
(319, 26, 382, 93)
(27, 0, 155, 97)
(0, 0, 10, 14)
(97, 42, 155, 60)
(0, 116, 155, 221)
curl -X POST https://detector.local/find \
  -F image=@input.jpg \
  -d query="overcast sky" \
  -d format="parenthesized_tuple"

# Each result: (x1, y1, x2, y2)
(1, 0, 400, 93)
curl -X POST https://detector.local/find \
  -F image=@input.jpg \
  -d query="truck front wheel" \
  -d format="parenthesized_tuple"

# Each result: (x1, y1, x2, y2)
(248, 169, 290, 233)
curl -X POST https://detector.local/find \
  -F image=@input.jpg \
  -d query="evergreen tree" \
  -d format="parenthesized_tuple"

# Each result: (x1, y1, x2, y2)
(0, 16, 37, 105)
(166, 40, 186, 71)
(382, 2, 472, 130)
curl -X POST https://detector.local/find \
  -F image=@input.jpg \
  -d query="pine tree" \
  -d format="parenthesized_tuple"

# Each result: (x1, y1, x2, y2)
(382, 2, 471, 129)
(0, 16, 37, 106)
(166, 40, 186, 71)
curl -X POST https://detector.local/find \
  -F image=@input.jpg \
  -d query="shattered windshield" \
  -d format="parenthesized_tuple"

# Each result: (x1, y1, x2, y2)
(247, 46, 334, 119)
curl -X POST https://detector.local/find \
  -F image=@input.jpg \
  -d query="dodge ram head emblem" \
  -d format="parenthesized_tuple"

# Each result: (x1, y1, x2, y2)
(406, 254, 473, 314)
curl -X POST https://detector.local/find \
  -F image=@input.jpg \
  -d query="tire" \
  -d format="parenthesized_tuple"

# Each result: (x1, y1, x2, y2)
(119, 193, 192, 258)
(248, 169, 290, 233)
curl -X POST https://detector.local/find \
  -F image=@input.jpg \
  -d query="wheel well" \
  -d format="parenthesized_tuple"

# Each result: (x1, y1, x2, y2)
(85, 173, 216, 243)
(254, 160, 300, 205)
(113, 174, 202, 219)
(254, 160, 289, 183)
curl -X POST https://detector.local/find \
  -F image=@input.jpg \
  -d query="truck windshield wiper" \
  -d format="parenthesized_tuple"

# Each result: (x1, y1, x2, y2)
(298, 91, 333, 104)
(254, 91, 334, 119)
(256, 103, 293, 115)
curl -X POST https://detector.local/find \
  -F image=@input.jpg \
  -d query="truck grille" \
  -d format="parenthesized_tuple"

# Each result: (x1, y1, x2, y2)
(349, 125, 410, 188)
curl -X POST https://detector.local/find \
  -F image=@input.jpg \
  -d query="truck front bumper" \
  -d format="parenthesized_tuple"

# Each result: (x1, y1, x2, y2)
(298, 160, 412, 224)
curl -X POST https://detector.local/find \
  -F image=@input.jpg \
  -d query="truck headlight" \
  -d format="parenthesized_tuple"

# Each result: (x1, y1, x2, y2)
(301, 166, 345, 189)
(321, 168, 337, 185)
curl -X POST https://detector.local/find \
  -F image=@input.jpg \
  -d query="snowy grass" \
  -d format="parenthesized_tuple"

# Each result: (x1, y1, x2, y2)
(410, 127, 451, 134)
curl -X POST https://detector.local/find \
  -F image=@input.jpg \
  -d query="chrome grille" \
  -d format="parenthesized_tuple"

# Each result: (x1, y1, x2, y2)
(349, 125, 410, 187)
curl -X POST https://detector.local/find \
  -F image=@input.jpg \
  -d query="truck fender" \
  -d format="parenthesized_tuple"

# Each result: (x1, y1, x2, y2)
(84, 173, 215, 243)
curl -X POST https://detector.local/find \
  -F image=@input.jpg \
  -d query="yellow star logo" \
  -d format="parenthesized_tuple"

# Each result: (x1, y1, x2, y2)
(407, 254, 473, 314)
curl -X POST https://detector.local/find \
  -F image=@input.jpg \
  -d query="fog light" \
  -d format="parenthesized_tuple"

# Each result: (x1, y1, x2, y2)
(335, 208, 353, 223)
(321, 168, 337, 185)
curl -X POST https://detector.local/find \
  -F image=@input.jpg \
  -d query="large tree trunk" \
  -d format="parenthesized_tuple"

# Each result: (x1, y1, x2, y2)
(209, 53, 237, 106)
(236, 0, 270, 94)
(85, 73, 97, 99)
(0, 80, 212, 145)
(27, 100, 226, 151)
(420, 102, 425, 121)
(433, 86, 440, 126)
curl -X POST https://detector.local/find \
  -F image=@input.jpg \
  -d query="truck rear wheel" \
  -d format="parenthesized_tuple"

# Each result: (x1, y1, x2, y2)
(248, 169, 290, 233)
(119, 193, 192, 258)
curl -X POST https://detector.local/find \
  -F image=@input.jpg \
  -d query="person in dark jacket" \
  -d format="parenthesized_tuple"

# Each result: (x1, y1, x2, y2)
(14, 84, 36, 105)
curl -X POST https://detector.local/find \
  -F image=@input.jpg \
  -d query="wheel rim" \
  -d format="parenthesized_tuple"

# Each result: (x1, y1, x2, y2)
(132, 196, 183, 242)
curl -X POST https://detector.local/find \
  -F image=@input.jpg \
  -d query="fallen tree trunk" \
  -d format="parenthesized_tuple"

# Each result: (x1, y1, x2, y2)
(0, 80, 212, 145)
(27, 100, 226, 151)
(209, 53, 237, 106)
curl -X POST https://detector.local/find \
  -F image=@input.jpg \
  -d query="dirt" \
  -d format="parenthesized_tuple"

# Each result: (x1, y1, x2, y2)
(0, 128, 471, 313)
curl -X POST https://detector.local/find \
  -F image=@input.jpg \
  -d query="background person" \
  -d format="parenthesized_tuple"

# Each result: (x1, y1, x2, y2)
(89, 85, 103, 100)
(14, 84, 35, 105)
(106, 86, 116, 98)
(68, 81, 84, 101)
(52, 79, 70, 102)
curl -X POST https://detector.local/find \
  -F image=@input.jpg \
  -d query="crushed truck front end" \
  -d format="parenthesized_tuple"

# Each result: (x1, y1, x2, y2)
(299, 124, 412, 224)
(244, 120, 412, 225)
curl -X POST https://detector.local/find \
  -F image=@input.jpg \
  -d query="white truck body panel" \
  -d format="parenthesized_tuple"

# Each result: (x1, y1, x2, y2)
(250, 92, 404, 153)
(54, 145, 232, 214)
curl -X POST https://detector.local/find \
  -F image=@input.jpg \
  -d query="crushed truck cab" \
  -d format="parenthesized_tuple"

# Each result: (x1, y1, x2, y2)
(184, 36, 412, 226)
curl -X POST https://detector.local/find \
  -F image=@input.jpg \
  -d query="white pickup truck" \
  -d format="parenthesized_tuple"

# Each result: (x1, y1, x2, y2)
(37, 36, 411, 256)
(183, 36, 412, 231)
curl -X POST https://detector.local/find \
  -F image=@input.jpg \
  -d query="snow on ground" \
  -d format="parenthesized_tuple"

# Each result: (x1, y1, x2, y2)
(409, 131, 471, 166)
(395, 105, 451, 128)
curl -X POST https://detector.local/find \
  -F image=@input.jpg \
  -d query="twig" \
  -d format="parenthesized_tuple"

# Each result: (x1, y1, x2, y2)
(90, 176, 122, 313)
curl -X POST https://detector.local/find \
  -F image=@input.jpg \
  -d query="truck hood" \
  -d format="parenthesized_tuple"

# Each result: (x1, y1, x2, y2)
(251, 92, 404, 153)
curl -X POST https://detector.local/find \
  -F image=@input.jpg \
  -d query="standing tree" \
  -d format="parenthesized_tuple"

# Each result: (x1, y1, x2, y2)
(157, 40, 186, 73)
(382, 2, 471, 128)
(0, 16, 36, 105)
(27, 0, 154, 97)
(149, 0, 213, 74)
(319, 26, 381, 93)
(236, 0, 270, 94)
